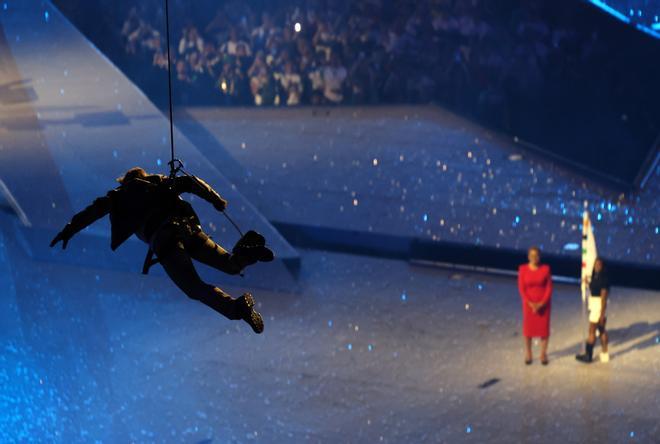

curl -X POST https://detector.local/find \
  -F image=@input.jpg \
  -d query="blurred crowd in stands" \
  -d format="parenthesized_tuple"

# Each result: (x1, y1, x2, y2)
(118, 0, 608, 112)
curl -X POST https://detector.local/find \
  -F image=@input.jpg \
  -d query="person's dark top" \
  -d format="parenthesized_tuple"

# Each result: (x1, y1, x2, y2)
(589, 271, 610, 297)
(60, 174, 227, 250)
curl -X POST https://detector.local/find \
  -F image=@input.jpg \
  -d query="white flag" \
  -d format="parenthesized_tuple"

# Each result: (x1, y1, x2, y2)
(581, 211, 598, 302)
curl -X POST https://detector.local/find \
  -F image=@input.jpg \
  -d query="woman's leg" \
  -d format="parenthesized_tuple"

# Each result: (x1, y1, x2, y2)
(576, 324, 598, 363)
(524, 336, 532, 362)
(587, 323, 597, 345)
(540, 337, 549, 362)
(598, 319, 608, 353)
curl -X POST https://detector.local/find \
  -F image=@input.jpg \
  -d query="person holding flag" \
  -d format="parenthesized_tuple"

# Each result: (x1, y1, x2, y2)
(576, 257, 610, 363)
(575, 210, 610, 363)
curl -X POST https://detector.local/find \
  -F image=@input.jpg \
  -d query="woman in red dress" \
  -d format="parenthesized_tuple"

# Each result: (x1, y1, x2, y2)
(518, 246, 553, 365)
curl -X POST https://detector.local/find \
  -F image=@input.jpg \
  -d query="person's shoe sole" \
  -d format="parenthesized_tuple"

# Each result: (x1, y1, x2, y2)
(259, 246, 274, 262)
(241, 293, 264, 334)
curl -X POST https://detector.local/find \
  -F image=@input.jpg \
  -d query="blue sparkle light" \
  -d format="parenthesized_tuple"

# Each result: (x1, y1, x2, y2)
(368, 344, 373, 351)
(466, 425, 472, 433)
(328, 320, 333, 328)
(157, 158, 162, 166)
(423, 213, 428, 222)
(597, 213, 602, 221)
(401, 292, 407, 302)
(655, 227, 659, 234)
(44, 11, 49, 22)
(628, 216, 633, 224)
(477, 283, 484, 291)
(346, 343, 352, 351)
(3, 3, 7, 11)
(629, 431, 635, 438)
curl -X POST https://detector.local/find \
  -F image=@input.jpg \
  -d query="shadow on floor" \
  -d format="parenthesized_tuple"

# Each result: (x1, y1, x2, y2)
(550, 321, 659, 360)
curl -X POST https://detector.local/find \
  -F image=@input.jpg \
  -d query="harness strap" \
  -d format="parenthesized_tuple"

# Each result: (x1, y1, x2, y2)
(142, 247, 159, 275)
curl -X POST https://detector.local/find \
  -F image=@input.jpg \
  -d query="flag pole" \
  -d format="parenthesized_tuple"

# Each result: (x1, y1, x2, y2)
(580, 203, 597, 354)
(580, 205, 588, 353)
(580, 269, 588, 353)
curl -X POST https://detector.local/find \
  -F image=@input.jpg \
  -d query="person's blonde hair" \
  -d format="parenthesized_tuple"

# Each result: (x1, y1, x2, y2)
(116, 166, 147, 184)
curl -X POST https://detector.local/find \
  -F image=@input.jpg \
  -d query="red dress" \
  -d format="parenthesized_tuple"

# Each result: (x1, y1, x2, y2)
(518, 264, 553, 338)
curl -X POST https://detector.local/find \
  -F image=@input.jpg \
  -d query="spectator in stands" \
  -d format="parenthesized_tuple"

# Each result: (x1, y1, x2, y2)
(120, 7, 140, 54)
(276, 61, 303, 106)
(221, 28, 252, 58)
(251, 12, 275, 52)
(247, 52, 270, 106)
(152, 40, 169, 70)
(176, 59, 191, 84)
(178, 26, 204, 59)
(313, 21, 336, 62)
(322, 52, 347, 104)
(201, 42, 221, 78)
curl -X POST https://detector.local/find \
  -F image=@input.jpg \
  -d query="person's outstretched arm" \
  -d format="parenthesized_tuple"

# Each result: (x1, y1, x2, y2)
(50, 194, 112, 249)
(174, 175, 227, 212)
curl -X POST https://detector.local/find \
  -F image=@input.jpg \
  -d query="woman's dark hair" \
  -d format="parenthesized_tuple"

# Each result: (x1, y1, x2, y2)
(528, 245, 541, 255)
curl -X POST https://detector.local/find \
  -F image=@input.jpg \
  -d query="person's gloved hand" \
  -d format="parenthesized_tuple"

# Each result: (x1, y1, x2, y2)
(50, 224, 73, 249)
(214, 198, 228, 212)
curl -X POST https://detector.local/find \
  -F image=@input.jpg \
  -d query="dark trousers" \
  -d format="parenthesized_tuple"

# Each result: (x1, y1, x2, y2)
(152, 225, 245, 320)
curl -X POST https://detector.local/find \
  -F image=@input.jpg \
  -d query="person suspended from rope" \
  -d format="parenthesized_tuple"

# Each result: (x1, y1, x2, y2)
(49, 166, 273, 334)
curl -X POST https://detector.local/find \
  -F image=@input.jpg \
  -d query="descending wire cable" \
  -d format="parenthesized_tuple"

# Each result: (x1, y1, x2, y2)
(161, 0, 245, 239)
(163, 0, 176, 177)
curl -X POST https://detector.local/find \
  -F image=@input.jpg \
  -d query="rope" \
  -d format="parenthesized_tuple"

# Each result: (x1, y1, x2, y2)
(175, 162, 245, 238)
(161, 0, 244, 239)
(220, 208, 245, 238)
(163, 0, 176, 178)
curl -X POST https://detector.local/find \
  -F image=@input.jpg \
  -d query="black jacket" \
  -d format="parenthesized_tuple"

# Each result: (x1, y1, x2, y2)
(61, 174, 227, 250)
